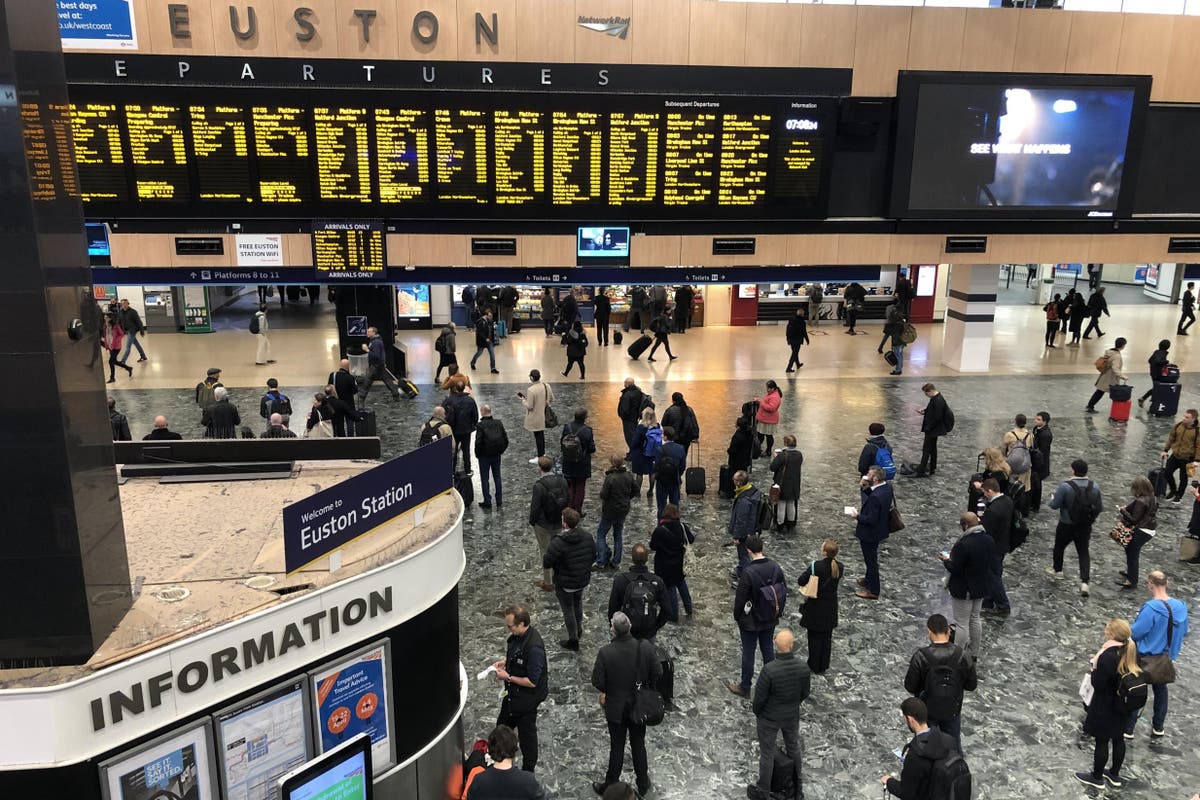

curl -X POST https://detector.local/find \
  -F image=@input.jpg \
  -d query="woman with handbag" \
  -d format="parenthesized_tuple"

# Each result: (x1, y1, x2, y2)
(649, 503, 696, 620)
(1115, 476, 1158, 589)
(768, 435, 803, 532)
(305, 393, 335, 438)
(967, 448, 1011, 512)
(1075, 619, 1142, 789)
(518, 369, 554, 461)
(798, 539, 842, 674)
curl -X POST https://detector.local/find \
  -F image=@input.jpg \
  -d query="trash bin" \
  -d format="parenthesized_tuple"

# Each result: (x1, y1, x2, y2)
(347, 353, 369, 378)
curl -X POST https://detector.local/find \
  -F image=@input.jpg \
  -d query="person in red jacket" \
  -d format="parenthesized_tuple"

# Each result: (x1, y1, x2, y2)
(102, 314, 133, 383)
(755, 380, 783, 456)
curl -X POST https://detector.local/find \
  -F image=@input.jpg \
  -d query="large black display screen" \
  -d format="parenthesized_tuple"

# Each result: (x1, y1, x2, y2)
(890, 72, 1150, 220)
(66, 86, 834, 220)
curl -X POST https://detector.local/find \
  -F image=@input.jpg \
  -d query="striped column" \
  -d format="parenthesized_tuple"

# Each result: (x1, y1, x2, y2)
(942, 264, 999, 373)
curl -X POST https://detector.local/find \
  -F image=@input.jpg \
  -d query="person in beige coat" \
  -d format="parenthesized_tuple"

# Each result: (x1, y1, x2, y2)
(1086, 337, 1127, 413)
(1002, 414, 1034, 492)
(518, 368, 555, 463)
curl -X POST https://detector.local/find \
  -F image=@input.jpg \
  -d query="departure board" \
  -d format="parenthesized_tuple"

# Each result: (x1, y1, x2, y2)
(434, 109, 489, 203)
(375, 108, 429, 203)
(21, 103, 57, 202)
(312, 220, 386, 278)
(314, 106, 371, 202)
(252, 106, 312, 203)
(189, 105, 252, 202)
(69, 88, 836, 219)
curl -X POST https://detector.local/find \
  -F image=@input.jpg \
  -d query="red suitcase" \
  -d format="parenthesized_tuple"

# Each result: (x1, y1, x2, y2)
(1110, 399, 1132, 421)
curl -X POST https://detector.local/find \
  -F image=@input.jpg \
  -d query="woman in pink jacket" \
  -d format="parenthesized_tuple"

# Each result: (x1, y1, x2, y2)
(755, 379, 783, 456)
(102, 314, 133, 383)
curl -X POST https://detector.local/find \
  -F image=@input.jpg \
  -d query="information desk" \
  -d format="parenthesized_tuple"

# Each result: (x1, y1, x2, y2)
(757, 292, 895, 323)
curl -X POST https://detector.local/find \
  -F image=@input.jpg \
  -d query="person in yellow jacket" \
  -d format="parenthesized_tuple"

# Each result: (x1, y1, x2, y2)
(1160, 408, 1200, 503)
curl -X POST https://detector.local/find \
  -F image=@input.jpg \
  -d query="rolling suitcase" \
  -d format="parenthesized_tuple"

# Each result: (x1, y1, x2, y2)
(627, 335, 653, 360)
(684, 447, 705, 495)
(1151, 382, 1182, 417)
(510, 317, 522, 333)
(354, 409, 377, 437)
(884, 350, 898, 367)
(770, 747, 799, 799)
(613, 330, 623, 346)
(1149, 458, 1168, 498)
(400, 377, 419, 398)
(1109, 383, 1132, 421)
(719, 464, 736, 498)
(497, 319, 508, 338)
(454, 470, 474, 505)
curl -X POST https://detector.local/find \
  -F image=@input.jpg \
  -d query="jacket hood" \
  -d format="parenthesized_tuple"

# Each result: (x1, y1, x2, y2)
(963, 524, 987, 536)
(866, 435, 890, 448)
(1145, 597, 1181, 620)
(605, 464, 629, 474)
(909, 728, 953, 761)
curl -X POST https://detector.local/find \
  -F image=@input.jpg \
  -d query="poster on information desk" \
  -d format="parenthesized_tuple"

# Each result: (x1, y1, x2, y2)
(309, 640, 394, 776)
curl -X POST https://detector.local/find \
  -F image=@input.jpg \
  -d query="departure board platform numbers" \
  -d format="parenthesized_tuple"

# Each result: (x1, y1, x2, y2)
(718, 113, 771, 206)
(375, 108, 430, 203)
(125, 104, 190, 201)
(551, 111, 602, 206)
(493, 110, 546, 205)
(314, 106, 371, 202)
(252, 106, 311, 204)
(435, 108, 488, 203)
(71, 102, 128, 202)
(608, 112, 659, 205)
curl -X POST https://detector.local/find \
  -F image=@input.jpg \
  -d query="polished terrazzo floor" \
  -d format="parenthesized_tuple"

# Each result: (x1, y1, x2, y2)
(111, 353, 1200, 799)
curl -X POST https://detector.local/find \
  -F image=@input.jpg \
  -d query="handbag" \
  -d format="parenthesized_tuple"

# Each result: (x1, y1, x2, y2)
(680, 522, 697, 574)
(1109, 519, 1134, 548)
(305, 418, 334, 439)
(888, 496, 905, 533)
(800, 561, 820, 599)
(1139, 600, 1177, 685)
(769, 484, 782, 504)
(628, 641, 665, 726)
(544, 404, 559, 429)
(1079, 670, 1095, 707)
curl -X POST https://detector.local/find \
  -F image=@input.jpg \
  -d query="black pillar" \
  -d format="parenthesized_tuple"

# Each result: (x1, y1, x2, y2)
(0, 1, 132, 666)
(334, 285, 405, 376)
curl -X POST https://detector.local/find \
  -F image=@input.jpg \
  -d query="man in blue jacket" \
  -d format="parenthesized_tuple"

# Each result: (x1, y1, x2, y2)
(727, 471, 763, 578)
(850, 466, 893, 600)
(654, 426, 687, 519)
(1126, 570, 1190, 738)
(358, 326, 400, 402)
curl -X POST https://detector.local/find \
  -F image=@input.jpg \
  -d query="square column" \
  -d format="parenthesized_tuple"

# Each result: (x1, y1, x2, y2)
(941, 264, 999, 373)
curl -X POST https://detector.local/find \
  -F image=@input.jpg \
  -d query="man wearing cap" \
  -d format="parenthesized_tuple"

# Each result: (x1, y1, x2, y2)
(196, 368, 224, 411)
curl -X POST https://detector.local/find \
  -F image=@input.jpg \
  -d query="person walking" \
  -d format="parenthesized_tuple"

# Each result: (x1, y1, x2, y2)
(798, 538, 842, 674)
(1159, 407, 1199, 502)
(754, 381, 783, 457)
(470, 310, 500, 374)
(747, 629, 811, 800)
(1125, 570, 1189, 739)
(116, 298, 148, 363)
(590, 612, 661, 797)
(1138, 340, 1172, 407)
(912, 383, 952, 478)
(560, 409, 596, 513)
(1082, 288, 1110, 339)
(728, 535, 788, 699)
(529, 456, 570, 592)
(1115, 476, 1158, 590)
(660, 393, 700, 460)
(785, 308, 809, 373)
(617, 378, 652, 460)
(849, 466, 892, 600)
(903, 614, 977, 749)
(1047, 459, 1103, 597)
(466, 726, 548, 800)
(1085, 337, 1127, 413)
(649, 503, 696, 620)
(1043, 295, 1061, 348)
(881, 698, 962, 800)
(940, 513, 993, 659)
(728, 471, 763, 577)
(842, 282, 866, 335)
(607, 544, 671, 640)
(102, 314, 133, 384)
(443, 381, 480, 475)
(1179, 281, 1196, 335)
(561, 320, 589, 379)
(630, 408, 662, 498)
(1030, 412, 1054, 513)
(1057, 289, 1074, 340)
(769, 435, 803, 532)
(646, 310, 676, 362)
(475, 404, 509, 510)
(1087, 263, 1102, 290)
(434, 323, 458, 383)
(882, 304, 907, 375)
(252, 303, 273, 365)
(596, 455, 637, 569)
(491, 605, 549, 774)
(543, 507, 597, 651)
(594, 288, 612, 346)
(653, 427, 687, 519)
(1074, 619, 1141, 789)
(519, 370, 555, 462)
(1067, 292, 1087, 346)
(359, 326, 400, 402)
(540, 289, 557, 337)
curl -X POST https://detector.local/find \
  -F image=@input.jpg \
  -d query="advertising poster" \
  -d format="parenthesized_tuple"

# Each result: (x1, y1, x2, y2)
(58, 0, 138, 50)
(236, 235, 285, 267)
(214, 680, 311, 800)
(1146, 264, 1160, 288)
(100, 720, 217, 800)
(396, 285, 430, 317)
(310, 642, 394, 774)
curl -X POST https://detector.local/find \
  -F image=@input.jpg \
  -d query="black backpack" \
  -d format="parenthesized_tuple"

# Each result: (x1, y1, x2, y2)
(540, 477, 569, 520)
(1068, 480, 1100, 526)
(263, 390, 292, 417)
(419, 419, 444, 446)
(943, 406, 956, 433)
(1117, 670, 1149, 715)
(561, 428, 585, 463)
(1008, 510, 1029, 553)
(922, 649, 964, 722)
(622, 574, 660, 633)
(480, 421, 506, 455)
(680, 408, 700, 442)
(928, 743, 972, 800)
(248, 313, 260, 334)
(434, 333, 448, 354)
(656, 452, 680, 482)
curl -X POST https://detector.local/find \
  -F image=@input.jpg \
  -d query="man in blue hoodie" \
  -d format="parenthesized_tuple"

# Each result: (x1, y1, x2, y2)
(1126, 570, 1189, 739)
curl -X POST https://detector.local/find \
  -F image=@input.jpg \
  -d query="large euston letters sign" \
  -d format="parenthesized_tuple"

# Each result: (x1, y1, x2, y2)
(283, 438, 453, 573)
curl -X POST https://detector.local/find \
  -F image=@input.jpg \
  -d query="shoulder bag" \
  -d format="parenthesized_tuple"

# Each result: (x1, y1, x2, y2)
(1139, 600, 1177, 685)
(628, 641, 665, 726)
(800, 560, 820, 599)
(680, 522, 697, 573)
(1109, 515, 1135, 549)
(543, 387, 559, 429)
(888, 495, 906, 533)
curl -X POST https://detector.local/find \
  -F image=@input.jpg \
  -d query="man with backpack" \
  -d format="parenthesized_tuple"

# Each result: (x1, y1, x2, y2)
(560, 409, 596, 513)
(608, 544, 671, 640)
(911, 384, 953, 478)
(250, 303, 273, 365)
(1159, 408, 1200, 503)
(728, 471, 766, 578)
(850, 466, 893, 600)
(617, 378, 653, 459)
(748, 628, 811, 800)
(1085, 337, 1127, 414)
(979, 478, 1015, 617)
(259, 378, 292, 426)
(661, 392, 700, 459)
(475, 404, 509, 510)
(903, 614, 977, 749)
(1001, 414, 1033, 493)
(195, 367, 223, 411)
(1047, 458, 1104, 597)
(654, 427, 687, 519)
(530, 456, 571, 593)
(857, 422, 896, 480)
(881, 698, 971, 800)
(728, 535, 787, 699)
(543, 508, 597, 651)
(418, 406, 453, 448)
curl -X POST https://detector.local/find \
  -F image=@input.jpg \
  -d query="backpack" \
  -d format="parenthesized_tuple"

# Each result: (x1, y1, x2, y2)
(196, 381, 217, 408)
(434, 333, 447, 354)
(1094, 354, 1111, 373)
(943, 406, 955, 433)
(752, 566, 788, 624)
(1009, 510, 1029, 553)
(928, 745, 972, 800)
(561, 428, 585, 463)
(899, 323, 917, 345)
(248, 313, 260, 334)
(540, 476, 570, 520)
(418, 419, 444, 446)
(922, 649, 965, 721)
(1117, 670, 1149, 715)
(1005, 430, 1031, 474)
(263, 390, 292, 418)
(872, 444, 897, 480)
(811, 285, 823, 303)
(622, 573, 660, 633)
(1068, 480, 1100, 526)
(680, 409, 700, 443)
(656, 452, 680, 483)
(479, 421, 507, 455)
(642, 426, 664, 459)
(755, 490, 775, 533)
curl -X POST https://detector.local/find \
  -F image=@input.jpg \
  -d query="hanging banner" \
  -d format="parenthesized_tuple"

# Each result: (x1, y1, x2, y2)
(58, 0, 138, 50)
(235, 234, 286, 267)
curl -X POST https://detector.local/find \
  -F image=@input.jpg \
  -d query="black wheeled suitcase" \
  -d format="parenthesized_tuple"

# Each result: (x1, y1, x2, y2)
(719, 464, 735, 498)
(1151, 382, 1182, 417)
(354, 409, 377, 437)
(1149, 465, 1168, 498)
(510, 317, 522, 333)
(884, 350, 898, 367)
(627, 335, 653, 360)
(685, 448, 705, 495)
(613, 330, 623, 346)
(400, 377, 419, 398)
(454, 470, 474, 505)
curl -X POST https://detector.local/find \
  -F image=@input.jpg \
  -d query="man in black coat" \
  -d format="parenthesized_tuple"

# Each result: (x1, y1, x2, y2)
(475, 404, 509, 510)
(979, 478, 1014, 616)
(1029, 412, 1054, 512)
(749, 629, 811, 800)
(660, 392, 699, 457)
(617, 379, 651, 459)
(492, 605, 549, 773)
(328, 358, 359, 412)
(323, 384, 364, 438)
(673, 285, 693, 333)
(470, 310, 500, 373)
(851, 467, 893, 600)
(443, 383, 480, 475)
(939, 513, 994, 659)
(116, 298, 148, 362)
(594, 288, 612, 346)
(143, 415, 183, 441)
(729, 536, 787, 698)
(913, 383, 952, 477)
(560, 408, 596, 513)
(591, 611, 662, 797)
(881, 698, 962, 799)
(530, 457, 570, 592)
(608, 545, 671, 639)
(902, 614, 977, 749)
(201, 387, 241, 439)
(543, 508, 597, 651)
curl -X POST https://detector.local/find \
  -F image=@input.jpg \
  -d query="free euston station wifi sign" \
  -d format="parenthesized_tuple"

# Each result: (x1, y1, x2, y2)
(283, 438, 453, 573)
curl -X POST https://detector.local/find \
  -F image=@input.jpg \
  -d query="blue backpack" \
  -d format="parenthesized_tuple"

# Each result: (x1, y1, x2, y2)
(873, 444, 897, 480)
(643, 426, 664, 459)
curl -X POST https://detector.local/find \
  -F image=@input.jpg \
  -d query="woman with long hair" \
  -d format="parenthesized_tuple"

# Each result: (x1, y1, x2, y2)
(799, 539, 842, 674)
(1076, 619, 1141, 789)
(306, 393, 334, 438)
(968, 447, 1011, 511)
(649, 503, 696, 620)
(102, 314, 133, 383)
(755, 380, 783, 456)
(1117, 476, 1158, 588)
(630, 406, 661, 497)
(1044, 294, 1061, 348)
